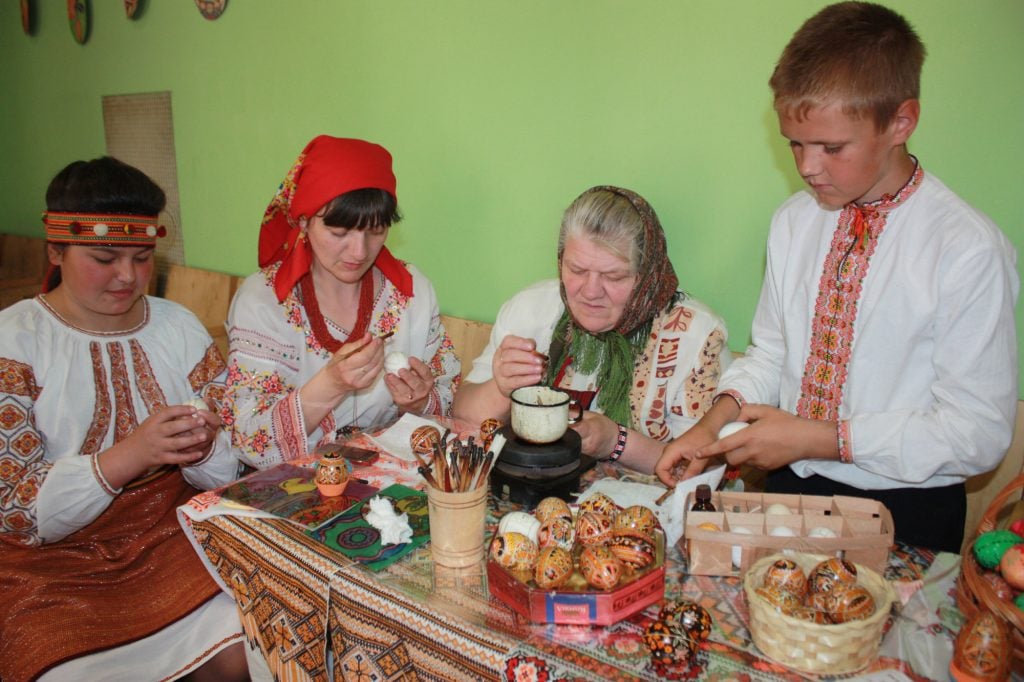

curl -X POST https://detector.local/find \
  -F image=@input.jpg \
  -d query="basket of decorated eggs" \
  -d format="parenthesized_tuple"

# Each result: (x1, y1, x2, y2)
(956, 472, 1024, 676)
(743, 553, 896, 675)
(487, 493, 666, 625)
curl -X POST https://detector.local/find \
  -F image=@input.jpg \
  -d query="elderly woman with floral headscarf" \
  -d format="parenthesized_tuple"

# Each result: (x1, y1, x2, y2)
(453, 186, 730, 471)
(224, 136, 460, 468)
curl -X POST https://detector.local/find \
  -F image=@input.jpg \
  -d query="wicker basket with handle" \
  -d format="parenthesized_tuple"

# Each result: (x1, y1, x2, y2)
(743, 552, 896, 675)
(955, 471, 1024, 675)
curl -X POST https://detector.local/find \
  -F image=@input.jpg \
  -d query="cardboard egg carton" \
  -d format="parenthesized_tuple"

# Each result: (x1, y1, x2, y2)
(682, 491, 893, 576)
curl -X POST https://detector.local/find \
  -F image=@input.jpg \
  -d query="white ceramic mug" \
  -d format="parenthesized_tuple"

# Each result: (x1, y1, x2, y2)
(510, 386, 582, 444)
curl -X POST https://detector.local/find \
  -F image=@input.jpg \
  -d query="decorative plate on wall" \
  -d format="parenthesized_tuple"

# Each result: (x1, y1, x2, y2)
(195, 0, 227, 21)
(67, 0, 89, 44)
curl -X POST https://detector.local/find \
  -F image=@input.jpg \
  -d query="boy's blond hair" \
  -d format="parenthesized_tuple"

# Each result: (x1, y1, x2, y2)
(769, 1, 925, 131)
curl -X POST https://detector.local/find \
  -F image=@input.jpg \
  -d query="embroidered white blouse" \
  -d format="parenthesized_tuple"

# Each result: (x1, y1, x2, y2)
(720, 172, 1019, 489)
(0, 295, 240, 545)
(224, 263, 460, 468)
(466, 279, 730, 440)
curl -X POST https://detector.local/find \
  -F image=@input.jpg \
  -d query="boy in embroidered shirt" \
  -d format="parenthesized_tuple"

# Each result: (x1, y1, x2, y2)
(655, 1, 1018, 553)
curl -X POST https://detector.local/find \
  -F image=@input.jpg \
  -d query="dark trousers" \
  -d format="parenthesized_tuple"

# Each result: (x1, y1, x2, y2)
(766, 467, 966, 554)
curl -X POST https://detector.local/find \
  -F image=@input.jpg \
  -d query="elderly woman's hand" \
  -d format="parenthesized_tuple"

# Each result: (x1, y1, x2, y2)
(492, 335, 546, 397)
(323, 333, 386, 395)
(384, 357, 434, 413)
(570, 411, 619, 458)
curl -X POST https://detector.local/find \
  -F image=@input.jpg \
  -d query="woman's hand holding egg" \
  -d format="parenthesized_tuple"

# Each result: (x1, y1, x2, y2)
(324, 333, 385, 394)
(384, 355, 435, 413)
(492, 335, 546, 398)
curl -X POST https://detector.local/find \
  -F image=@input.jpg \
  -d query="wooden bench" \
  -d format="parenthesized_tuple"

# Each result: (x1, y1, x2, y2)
(162, 264, 244, 359)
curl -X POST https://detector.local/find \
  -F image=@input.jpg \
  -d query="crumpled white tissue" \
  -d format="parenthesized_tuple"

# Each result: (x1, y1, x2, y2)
(365, 496, 413, 545)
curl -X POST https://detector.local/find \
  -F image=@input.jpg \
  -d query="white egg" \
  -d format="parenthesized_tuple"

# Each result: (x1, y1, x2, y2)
(184, 397, 208, 410)
(769, 525, 797, 537)
(497, 511, 541, 542)
(384, 351, 410, 374)
(808, 526, 838, 538)
(765, 503, 792, 515)
(730, 525, 754, 568)
(717, 421, 749, 439)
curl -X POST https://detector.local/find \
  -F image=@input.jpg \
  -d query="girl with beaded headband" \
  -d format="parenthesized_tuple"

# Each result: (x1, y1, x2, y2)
(453, 186, 731, 472)
(223, 135, 460, 470)
(0, 157, 247, 680)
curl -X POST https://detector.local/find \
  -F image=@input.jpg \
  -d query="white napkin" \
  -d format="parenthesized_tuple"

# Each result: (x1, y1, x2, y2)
(367, 413, 445, 461)
(577, 464, 726, 547)
(365, 496, 413, 545)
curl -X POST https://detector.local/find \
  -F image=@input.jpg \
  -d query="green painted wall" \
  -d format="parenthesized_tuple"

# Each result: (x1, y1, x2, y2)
(2, 1, 1022, 384)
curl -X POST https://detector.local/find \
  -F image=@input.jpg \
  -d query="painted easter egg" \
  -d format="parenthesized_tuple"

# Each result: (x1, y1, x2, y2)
(762, 558, 808, 597)
(952, 611, 1012, 681)
(754, 585, 803, 617)
(973, 529, 1023, 569)
(578, 492, 619, 518)
(660, 600, 713, 641)
(644, 620, 697, 668)
(980, 570, 1015, 601)
(537, 517, 575, 551)
(808, 557, 858, 594)
(578, 545, 623, 590)
(533, 546, 573, 590)
(607, 529, 657, 570)
(999, 543, 1024, 590)
(827, 584, 876, 623)
(489, 531, 538, 571)
(534, 496, 573, 525)
(575, 511, 613, 547)
(479, 418, 502, 448)
(614, 504, 660, 536)
(409, 425, 441, 458)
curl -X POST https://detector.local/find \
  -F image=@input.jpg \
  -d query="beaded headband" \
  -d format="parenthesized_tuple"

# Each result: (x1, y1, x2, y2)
(42, 211, 167, 246)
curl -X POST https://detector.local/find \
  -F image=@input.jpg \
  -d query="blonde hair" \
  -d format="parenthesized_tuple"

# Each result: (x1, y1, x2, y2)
(769, 1, 925, 131)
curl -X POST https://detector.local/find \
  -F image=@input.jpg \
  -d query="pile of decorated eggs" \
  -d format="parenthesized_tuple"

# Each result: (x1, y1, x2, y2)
(489, 493, 662, 591)
(753, 557, 876, 624)
(643, 599, 713, 669)
(970, 528, 1024, 613)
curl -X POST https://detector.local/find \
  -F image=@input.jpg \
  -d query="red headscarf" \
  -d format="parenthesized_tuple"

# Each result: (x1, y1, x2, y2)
(258, 135, 413, 302)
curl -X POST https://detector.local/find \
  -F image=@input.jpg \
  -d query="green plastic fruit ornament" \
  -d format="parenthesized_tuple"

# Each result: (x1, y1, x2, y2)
(973, 530, 1024, 569)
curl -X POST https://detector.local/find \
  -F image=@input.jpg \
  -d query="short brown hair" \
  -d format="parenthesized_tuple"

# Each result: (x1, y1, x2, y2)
(769, 1, 925, 131)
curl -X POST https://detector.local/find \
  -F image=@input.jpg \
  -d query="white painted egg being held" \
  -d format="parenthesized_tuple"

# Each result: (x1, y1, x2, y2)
(717, 421, 749, 439)
(384, 351, 411, 373)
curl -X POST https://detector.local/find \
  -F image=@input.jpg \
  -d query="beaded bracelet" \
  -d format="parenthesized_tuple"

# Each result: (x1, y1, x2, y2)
(608, 424, 628, 462)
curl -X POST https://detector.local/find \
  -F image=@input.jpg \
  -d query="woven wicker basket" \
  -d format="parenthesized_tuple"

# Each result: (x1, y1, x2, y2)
(955, 472, 1024, 676)
(743, 553, 896, 675)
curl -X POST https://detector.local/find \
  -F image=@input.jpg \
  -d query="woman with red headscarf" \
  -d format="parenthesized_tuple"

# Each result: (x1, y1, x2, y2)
(224, 136, 459, 468)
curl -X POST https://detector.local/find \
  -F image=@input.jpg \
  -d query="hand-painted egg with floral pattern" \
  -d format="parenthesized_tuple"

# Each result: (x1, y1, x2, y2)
(489, 531, 538, 571)
(479, 418, 502, 449)
(762, 558, 808, 597)
(644, 620, 697, 667)
(952, 610, 1012, 681)
(534, 496, 573, 525)
(607, 529, 657, 570)
(754, 585, 803, 616)
(537, 517, 575, 550)
(792, 606, 831, 624)
(409, 425, 441, 458)
(578, 544, 623, 590)
(808, 557, 858, 594)
(578, 492, 619, 518)
(575, 511, 613, 546)
(827, 583, 876, 623)
(659, 600, 713, 641)
(613, 504, 660, 536)
(534, 546, 573, 590)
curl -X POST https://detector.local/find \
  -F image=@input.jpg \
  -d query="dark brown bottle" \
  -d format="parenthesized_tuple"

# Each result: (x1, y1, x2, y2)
(691, 484, 715, 512)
